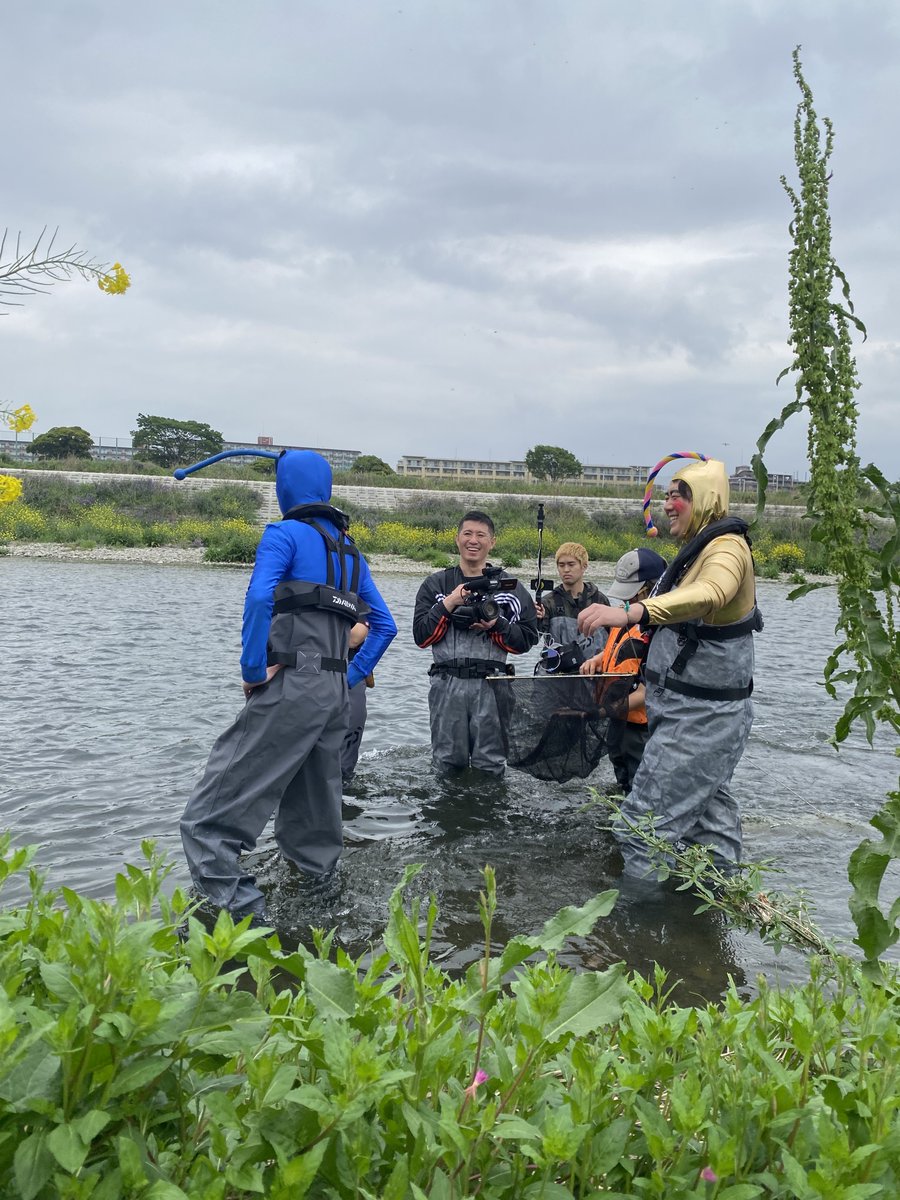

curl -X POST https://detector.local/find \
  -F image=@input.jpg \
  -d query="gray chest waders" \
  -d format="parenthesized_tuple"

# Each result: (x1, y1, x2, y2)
(616, 613, 761, 879)
(428, 602, 514, 774)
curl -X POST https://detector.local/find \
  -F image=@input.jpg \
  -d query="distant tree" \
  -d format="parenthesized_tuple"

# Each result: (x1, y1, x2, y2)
(351, 454, 395, 475)
(26, 426, 94, 459)
(249, 457, 276, 478)
(525, 444, 583, 482)
(132, 414, 224, 469)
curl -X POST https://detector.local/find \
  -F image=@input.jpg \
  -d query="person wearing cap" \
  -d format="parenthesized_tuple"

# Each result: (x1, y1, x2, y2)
(576, 459, 762, 880)
(579, 548, 667, 794)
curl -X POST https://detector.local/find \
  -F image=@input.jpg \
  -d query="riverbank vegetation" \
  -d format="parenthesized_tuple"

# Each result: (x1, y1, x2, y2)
(0, 474, 260, 563)
(343, 495, 812, 578)
(0, 470, 815, 575)
(750, 49, 899, 976)
(1, 841, 898, 1200)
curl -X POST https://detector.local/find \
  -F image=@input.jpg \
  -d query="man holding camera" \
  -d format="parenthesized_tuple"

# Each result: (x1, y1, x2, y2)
(413, 510, 539, 775)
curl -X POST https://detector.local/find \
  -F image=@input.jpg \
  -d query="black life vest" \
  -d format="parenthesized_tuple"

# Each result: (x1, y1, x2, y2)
(644, 516, 763, 700)
(271, 505, 362, 626)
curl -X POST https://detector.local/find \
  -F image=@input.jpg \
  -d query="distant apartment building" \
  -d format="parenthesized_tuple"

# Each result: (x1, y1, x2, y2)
(1, 434, 361, 473)
(220, 439, 361, 472)
(93, 438, 135, 462)
(0, 437, 38, 462)
(395, 455, 652, 485)
(729, 465, 798, 493)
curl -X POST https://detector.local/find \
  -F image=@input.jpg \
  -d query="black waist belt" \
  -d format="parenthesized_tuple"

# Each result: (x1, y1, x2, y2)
(429, 659, 515, 680)
(645, 667, 752, 701)
(267, 650, 347, 674)
(669, 609, 763, 676)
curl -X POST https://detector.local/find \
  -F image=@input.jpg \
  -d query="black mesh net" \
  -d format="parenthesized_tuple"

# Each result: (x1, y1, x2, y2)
(489, 673, 635, 783)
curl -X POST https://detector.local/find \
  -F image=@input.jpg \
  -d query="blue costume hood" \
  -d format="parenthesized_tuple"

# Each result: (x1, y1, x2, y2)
(276, 450, 333, 515)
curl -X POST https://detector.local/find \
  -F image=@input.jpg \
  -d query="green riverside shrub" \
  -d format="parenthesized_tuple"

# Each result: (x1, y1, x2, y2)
(1, 837, 898, 1198)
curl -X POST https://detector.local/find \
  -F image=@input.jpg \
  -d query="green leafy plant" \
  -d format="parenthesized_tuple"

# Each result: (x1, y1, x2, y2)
(2, 838, 899, 1197)
(26, 427, 95, 460)
(758, 49, 897, 974)
(131, 414, 224, 470)
(752, 48, 900, 974)
(351, 454, 395, 475)
(0, 475, 263, 556)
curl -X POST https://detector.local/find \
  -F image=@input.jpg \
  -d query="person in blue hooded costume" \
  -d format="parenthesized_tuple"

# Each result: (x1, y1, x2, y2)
(179, 448, 397, 924)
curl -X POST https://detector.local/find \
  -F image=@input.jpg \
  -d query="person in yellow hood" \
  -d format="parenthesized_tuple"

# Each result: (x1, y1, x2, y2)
(578, 459, 762, 879)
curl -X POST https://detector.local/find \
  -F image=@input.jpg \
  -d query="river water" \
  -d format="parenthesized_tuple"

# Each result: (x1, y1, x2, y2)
(3, 558, 897, 999)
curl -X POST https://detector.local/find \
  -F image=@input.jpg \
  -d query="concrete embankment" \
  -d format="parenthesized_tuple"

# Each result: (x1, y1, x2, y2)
(1, 467, 804, 527)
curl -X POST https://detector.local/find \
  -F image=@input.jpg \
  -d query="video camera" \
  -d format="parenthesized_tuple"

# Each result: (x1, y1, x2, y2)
(539, 638, 588, 675)
(451, 564, 518, 628)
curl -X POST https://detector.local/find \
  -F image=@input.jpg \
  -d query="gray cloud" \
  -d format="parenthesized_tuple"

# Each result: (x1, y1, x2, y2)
(1, 0, 897, 479)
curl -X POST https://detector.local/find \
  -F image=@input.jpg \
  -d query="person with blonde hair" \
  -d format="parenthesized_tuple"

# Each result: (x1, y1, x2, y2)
(535, 541, 610, 649)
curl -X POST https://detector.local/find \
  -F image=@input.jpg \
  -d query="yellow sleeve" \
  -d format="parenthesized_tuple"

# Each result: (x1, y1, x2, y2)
(643, 536, 753, 625)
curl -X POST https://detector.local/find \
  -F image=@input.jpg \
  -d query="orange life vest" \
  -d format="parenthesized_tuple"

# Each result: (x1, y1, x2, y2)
(598, 626, 651, 725)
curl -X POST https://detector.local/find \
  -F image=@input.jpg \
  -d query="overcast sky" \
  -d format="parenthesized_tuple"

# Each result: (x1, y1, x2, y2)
(2, 1, 897, 479)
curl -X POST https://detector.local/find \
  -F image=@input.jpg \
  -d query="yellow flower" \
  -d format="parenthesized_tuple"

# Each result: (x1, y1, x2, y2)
(5, 403, 37, 433)
(97, 262, 131, 295)
(0, 475, 23, 505)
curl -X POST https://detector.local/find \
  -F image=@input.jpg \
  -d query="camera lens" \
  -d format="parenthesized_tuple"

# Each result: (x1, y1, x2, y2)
(477, 598, 500, 623)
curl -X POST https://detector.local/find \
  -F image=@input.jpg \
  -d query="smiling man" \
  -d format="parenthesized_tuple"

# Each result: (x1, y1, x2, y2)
(413, 510, 539, 775)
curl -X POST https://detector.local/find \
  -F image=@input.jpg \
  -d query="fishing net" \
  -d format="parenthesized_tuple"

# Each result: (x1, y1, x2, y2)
(489, 673, 635, 783)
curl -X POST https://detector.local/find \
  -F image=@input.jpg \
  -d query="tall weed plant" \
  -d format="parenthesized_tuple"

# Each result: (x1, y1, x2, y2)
(753, 50, 900, 972)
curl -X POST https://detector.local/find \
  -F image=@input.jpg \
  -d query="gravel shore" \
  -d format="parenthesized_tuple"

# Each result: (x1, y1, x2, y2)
(4, 542, 429, 574)
(4, 542, 832, 586)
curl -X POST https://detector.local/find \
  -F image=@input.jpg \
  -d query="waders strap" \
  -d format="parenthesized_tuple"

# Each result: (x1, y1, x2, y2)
(669, 608, 763, 676)
(429, 659, 515, 680)
(645, 667, 752, 701)
(272, 586, 360, 622)
(307, 519, 361, 594)
(267, 650, 347, 674)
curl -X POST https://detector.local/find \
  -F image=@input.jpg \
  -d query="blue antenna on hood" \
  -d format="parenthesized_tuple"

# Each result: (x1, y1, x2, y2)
(173, 448, 281, 480)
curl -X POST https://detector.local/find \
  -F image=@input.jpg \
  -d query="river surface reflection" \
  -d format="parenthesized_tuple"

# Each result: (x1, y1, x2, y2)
(3, 558, 897, 1000)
